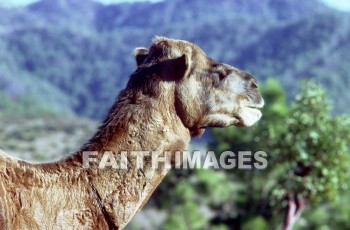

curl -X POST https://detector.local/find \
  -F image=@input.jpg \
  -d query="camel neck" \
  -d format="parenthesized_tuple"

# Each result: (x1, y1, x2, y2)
(55, 86, 191, 228)
(80, 85, 190, 154)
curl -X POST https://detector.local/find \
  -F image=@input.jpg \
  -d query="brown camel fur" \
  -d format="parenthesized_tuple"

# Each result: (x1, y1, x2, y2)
(0, 37, 264, 229)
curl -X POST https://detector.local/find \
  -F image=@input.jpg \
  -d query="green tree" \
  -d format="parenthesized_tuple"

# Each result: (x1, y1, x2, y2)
(269, 81, 350, 229)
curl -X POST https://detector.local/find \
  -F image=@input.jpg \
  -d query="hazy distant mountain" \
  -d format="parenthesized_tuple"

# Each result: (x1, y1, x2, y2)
(0, 0, 348, 118)
(234, 11, 350, 111)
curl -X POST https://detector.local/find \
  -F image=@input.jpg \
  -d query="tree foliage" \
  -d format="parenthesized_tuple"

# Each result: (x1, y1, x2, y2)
(271, 82, 350, 204)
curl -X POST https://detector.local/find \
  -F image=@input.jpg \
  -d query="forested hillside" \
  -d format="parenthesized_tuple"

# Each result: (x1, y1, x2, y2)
(0, 0, 349, 119)
(0, 114, 96, 161)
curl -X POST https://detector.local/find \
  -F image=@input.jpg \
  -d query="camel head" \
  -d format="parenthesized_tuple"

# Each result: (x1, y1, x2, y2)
(133, 37, 264, 136)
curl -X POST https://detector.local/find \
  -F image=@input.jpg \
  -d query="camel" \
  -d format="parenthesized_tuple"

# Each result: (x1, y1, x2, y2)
(0, 37, 264, 229)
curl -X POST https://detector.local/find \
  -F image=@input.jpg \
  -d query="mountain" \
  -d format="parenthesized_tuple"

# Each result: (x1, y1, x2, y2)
(234, 11, 350, 111)
(28, 0, 100, 26)
(0, 0, 348, 119)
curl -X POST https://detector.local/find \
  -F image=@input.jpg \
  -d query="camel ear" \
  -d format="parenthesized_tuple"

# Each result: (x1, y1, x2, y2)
(180, 46, 193, 78)
(133, 47, 149, 66)
(164, 47, 193, 80)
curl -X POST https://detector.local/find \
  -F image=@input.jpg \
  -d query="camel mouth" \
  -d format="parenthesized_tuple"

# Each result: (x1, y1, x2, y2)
(244, 97, 265, 110)
(246, 100, 265, 109)
(247, 105, 262, 109)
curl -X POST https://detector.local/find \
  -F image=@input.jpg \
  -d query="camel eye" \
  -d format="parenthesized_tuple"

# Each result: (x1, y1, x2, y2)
(218, 72, 226, 80)
(212, 70, 226, 81)
(211, 65, 229, 81)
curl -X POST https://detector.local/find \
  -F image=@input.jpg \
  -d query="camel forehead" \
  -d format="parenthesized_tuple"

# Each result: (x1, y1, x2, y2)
(151, 37, 207, 58)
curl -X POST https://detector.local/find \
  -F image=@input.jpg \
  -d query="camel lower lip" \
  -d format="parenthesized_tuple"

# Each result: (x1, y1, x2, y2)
(233, 107, 262, 127)
(245, 107, 262, 114)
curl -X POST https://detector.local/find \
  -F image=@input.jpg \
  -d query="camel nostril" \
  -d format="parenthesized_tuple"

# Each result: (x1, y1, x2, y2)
(251, 81, 258, 89)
